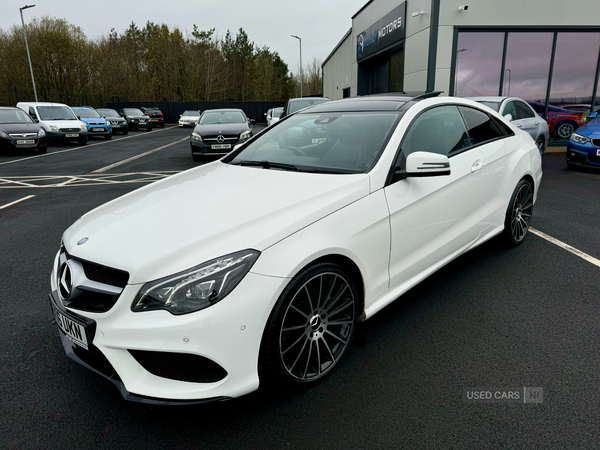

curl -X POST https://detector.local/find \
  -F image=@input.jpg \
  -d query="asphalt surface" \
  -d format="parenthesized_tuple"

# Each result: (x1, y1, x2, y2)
(1, 130, 599, 449)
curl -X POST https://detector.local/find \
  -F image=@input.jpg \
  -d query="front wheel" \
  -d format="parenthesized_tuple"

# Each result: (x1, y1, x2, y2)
(535, 136, 545, 154)
(260, 262, 358, 386)
(147, 125, 152, 131)
(122, 128, 128, 135)
(105, 133, 112, 140)
(502, 179, 534, 246)
(78, 137, 88, 146)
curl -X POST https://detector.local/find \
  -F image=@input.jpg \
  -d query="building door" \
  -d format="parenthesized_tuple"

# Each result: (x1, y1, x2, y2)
(342, 88, 350, 98)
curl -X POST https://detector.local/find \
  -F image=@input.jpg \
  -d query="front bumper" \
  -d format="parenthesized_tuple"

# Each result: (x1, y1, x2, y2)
(190, 137, 241, 156)
(566, 141, 600, 168)
(86, 126, 111, 137)
(108, 122, 128, 132)
(179, 120, 197, 127)
(47, 130, 88, 142)
(0, 135, 47, 151)
(49, 256, 288, 403)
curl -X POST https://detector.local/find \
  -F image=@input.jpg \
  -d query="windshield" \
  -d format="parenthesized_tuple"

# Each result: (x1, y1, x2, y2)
(273, 108, 283, 118)
(0, 109, 34, 124)
(97, 109, 120, 117)
(73, 108, 101, 119)
(288, 99, 330, 114)
(476, 101, 500, 112)
(199, 111, 245, 124)
(182, 110, 200, 116)
(37, 106, 78, 121)
(227, 112, 398, 174)
(123, 108, 144, 116)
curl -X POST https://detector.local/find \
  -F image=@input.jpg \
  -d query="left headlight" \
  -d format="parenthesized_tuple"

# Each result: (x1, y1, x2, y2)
(240, 130, 251, 140)
(570, 132, 590, 144)
(132, 249, 260, 315)
(191, 132, 202, 141)
(37, 128, 46, 137)
(0, 130, 8, 138)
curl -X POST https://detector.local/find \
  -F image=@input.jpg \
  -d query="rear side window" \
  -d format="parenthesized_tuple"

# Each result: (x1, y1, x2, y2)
(515, 101, 535, 119)
(458, 106, 505, 146)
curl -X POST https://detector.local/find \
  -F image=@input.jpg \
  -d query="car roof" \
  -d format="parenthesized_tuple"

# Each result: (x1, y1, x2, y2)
(298, 92, 442, 113)
(0, 106, 22, 110)
(71, 106, 94, 109)
(17, 102, 68, 107)
(202, 108, 245, 113)
(289, 97, 329, 102)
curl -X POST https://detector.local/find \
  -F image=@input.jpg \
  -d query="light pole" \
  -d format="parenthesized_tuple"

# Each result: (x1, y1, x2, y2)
(20, 4, 38, 102)
(505, 68, 511, 96)
(291, 35, 302, 98)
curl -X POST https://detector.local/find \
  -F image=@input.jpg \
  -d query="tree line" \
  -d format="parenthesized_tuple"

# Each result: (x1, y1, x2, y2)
(0, 17, 322, 106)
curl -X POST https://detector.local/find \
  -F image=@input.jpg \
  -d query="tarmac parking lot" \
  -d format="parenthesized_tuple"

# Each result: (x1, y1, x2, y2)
(1, 125, 599, 448)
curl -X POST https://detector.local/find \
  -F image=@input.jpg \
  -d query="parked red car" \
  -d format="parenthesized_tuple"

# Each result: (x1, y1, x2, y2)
(529, 102, 585, 139)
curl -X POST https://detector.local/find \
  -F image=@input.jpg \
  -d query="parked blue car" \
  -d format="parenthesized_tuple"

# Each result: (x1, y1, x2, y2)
(566, 116, 600, 169)
(71, 106, 112, 140)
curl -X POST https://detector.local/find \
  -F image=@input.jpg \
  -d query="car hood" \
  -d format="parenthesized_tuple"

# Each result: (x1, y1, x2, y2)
(40, 119, 84, 129)
(0, 123, 40, 134)
(125, 115, 148, 120)
(195, 123, 248, 135)
(79, 118, 106, 124)
(577, 118, 600, 137)
(63, 161, 370, 284)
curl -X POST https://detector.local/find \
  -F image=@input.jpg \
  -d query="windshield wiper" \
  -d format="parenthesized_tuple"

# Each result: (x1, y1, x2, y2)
(232, 160, 298, 171)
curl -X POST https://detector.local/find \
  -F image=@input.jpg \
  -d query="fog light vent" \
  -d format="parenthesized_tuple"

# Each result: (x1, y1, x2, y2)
(128, 350, 227, 383)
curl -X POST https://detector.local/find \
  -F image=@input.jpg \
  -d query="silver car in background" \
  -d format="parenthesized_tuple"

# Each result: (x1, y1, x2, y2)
(468, 97, 550, 154)
(266, 107, 283, 127)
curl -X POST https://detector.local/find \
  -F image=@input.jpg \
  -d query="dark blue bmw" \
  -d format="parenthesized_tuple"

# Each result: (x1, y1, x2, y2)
(566, 118, 600, 170)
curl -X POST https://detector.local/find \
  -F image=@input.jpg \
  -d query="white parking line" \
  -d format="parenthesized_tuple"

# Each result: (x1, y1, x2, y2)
(90, 137, 188, 173)
(530, 227, 600, 268)
(0, 126, 177, 167)
(0, 195, 35, 209)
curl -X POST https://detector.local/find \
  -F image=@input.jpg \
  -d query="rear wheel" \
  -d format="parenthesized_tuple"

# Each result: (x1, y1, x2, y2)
(556, 121, 576, 139)
(260, 262, 358, 387)
(502, 179, 534, 246)
(160, 123, 165, 128)
(535, 136, 545, 154)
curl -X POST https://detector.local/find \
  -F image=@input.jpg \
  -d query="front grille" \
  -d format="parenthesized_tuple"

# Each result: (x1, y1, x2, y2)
(128, 350, 228, 383)
(202, 134, 238, 142)
(60, 250, 129, 313)
(60, 128, 80, 132)
(9, 133, 37, 138)
(591, 138, 600, 147)
(89, 122, 103, 125)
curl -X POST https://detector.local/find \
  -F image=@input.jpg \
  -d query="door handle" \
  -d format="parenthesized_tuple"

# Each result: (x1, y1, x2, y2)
(515, 122, 523, 128)
(534, 121, 540, 125)
(471, 160, 484, 173)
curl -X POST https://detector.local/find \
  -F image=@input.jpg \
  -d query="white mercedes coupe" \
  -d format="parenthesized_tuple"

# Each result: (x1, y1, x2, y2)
(49, 93, 542, 404)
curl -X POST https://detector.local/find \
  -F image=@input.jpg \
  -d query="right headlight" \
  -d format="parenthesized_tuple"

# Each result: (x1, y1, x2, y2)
(132, 249, 260, 315)
(571, 133, 590, 144)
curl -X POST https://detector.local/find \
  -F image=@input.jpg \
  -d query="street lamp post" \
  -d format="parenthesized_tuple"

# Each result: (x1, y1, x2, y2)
(505, 68, 512, 96)
(291, 35, 302, 98)
(19, 4, 38, 102)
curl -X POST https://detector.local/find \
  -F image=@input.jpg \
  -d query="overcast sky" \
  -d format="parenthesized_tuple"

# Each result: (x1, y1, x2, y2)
(1, 0, 366, 74)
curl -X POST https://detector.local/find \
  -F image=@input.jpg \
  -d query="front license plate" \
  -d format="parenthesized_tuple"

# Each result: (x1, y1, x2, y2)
(65, 133, 79, 138)
(92, 128, 104, 132)
(17, 139, 35, 144)
(52, 307, 89, 349)
(211, 144, 231, 150)
(139, 120, 146, 124)
(597, 149, 600, 156)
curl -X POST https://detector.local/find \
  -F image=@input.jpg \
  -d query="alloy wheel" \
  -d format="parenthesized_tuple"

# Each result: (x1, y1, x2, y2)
(510, 183, 533, 243)
(557, 123, 575, 138)
(279, 272, 356, 381)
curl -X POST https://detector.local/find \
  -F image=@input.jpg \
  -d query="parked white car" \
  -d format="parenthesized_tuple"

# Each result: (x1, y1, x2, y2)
(16, 102, 88, 145)
(467, 96, 550, 153)
(49, 93, 542, 404)
(267, 107, 283, 127)
(178, 110, 201, 127)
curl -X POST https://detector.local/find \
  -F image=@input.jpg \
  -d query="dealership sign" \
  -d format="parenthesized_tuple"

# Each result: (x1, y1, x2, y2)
(356, 2, 406, 61)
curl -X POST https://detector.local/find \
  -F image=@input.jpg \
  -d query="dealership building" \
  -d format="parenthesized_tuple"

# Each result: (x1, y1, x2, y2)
(322, 0, 600, 128)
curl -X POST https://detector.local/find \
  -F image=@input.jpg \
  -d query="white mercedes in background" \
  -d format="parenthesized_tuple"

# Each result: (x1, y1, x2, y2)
(49, 93, 542, 404)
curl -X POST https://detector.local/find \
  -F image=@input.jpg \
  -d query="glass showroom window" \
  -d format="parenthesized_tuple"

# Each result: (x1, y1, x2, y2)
(454, 32, 504, 97)
(502, 32, 553, 102)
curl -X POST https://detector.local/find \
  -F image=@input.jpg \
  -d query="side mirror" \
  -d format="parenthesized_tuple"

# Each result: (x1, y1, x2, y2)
(179, 114, 182, 117)
(232, 144, 242, 152)
(394, 152, 451, 181)
(32, 118, 39, 123)
(587, 111, 598, 119)
(504, 113, 513, 122)
(77, 116, 81, 120)
(101, 115, 105, 119)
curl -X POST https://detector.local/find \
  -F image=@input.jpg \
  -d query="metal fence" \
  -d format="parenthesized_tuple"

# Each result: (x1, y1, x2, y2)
(108, 101, 286, 124)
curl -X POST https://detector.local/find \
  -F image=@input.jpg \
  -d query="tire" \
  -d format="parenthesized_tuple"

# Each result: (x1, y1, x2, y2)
(160, 123, 165, 128)
(192, 153, 202, 162)
(259, 262, 358, 387)
(78, 137, 88, 146)
(535, 136, 545, 154)
(122, 128, 128, 135)
(502, 179, 534, 246)
(37, 146, 47, 154)
(105, 133, 112, 140)
(147, 125, 152, 131)
(555, 121, 576, 139)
